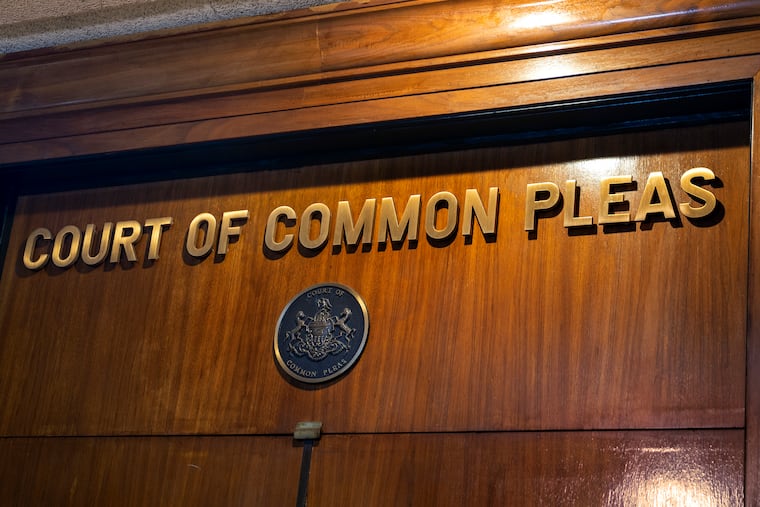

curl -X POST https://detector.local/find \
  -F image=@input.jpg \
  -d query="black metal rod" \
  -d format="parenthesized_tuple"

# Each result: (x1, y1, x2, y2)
(296, 440, 313, 507)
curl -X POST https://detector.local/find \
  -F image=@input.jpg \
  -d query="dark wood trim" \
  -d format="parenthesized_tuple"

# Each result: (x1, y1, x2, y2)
(1, 1, 760, 165)
(1, 53, 759, 165)
(2, 25, 759, 150)
(1, 80, 750, 191)
(747, 69, 760, 507)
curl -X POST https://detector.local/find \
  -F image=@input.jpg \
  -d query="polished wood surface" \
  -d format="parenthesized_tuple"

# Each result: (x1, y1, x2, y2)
(0, 2, 759, 163)
(311, 430, 744, 506)
(0, 430, 742, 505)
(2, 0, 758, 115)
(0, 122, 748, 436)
(4, 53, 760, 165)
(1, 0, 759, 503)
(0, 435, 300, 505)
(1, 29, 759, 164)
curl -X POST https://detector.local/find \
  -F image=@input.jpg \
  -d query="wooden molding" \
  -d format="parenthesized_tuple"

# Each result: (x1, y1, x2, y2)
(1, 0, 760, 166)
(2, 1, 759, 115)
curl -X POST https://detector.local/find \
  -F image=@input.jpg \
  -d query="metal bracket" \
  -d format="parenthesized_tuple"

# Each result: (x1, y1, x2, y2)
(294, 421, 322, 507)
(294, 421, 322, 441)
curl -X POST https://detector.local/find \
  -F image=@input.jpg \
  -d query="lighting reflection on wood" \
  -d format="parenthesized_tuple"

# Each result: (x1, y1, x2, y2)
(310, 431, 743, 506)
(0, 0, 758, 504)
(0, 123, 747, 436)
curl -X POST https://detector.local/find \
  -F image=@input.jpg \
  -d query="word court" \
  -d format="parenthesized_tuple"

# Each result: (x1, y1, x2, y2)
(20, 168, 719, 270)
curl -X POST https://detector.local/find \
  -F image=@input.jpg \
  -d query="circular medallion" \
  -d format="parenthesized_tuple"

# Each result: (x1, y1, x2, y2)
(274, 283, 369, 384)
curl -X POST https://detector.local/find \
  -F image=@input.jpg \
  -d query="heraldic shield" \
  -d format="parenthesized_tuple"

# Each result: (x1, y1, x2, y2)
(274, 283, 369, 384)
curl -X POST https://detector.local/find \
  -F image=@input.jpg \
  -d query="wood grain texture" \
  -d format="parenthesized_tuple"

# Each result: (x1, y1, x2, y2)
(0, 0, 757, 502)
(1, 0, 758, 116)
(0, 2, 758, 165)
(310, 430, 744, 506)
(0, 435, 301, 505)
(0, 430, 742, 505)
(0, 122, 748, 436)
(2, 52, 759, 166)
(1, 28, 759, 148)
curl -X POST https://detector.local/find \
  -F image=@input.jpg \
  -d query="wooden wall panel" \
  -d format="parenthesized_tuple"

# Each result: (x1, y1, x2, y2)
(0, 430, 742, 505)
(310, 430, 744, 506)
(0, 436, 300, 505)
(0, 0, 758, 503)
(0, 122, 748, 436)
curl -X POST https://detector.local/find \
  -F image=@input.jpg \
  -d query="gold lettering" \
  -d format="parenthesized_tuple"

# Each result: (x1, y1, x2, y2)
(51, 225, 82, 268)
(599, 175, 633, 224)
(217, 210, 248, 255)
(144, 217, 173, 260)
(425, 191, 458, 240)
(186, 213, 216, 258)
(679, 167, 717, 219)
(634, 172, 676, 222)
(299, 203, 330, 250)
(265, 206, 296, 252)
(377, 195, 421, 243)
(463, 187, 498, 236)
(524, 182, 560, 231)
(22, 227, 52, 270)
(563, 180, 593, 228)
(333, 199, 376, 247)
(81, 223, 113, 266)
(110, 220, 142, 263)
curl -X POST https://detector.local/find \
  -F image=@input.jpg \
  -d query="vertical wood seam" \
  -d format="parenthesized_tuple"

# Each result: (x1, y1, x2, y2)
(745, 69, 760, 507)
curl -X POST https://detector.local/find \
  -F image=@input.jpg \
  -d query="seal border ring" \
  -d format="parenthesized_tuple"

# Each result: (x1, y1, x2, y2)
(274, 282, 369, 384)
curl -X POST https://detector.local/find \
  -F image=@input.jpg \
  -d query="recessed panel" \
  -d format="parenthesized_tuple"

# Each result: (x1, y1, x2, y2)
(0, 122, 748, 435)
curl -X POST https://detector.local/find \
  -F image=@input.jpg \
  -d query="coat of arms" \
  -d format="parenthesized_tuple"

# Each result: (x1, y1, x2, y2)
(287, 298, 355, 361)
(274, 283, 369, 384)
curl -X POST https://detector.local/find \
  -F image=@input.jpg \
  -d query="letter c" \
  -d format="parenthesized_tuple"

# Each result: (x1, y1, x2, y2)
(23, 228, 52, 270)
(265, 206, 296, 252)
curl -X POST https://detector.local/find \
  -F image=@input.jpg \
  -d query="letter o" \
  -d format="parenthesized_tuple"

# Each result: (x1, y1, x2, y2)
(51, 225, 82, 268)
(425, 191, 459, 240)
(299, 203, 331, 250)
(186, 212, 217, 257)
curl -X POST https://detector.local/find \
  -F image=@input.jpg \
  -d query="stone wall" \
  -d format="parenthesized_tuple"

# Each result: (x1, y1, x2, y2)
(0, 0, 348, 54)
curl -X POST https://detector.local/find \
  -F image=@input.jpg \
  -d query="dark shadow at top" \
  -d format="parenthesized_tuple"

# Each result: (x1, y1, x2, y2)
(4, 82, 750, 210)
